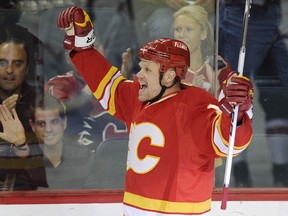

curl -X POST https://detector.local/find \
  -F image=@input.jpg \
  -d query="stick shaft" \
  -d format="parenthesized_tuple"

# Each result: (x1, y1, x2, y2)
(221, 0, 252, 210)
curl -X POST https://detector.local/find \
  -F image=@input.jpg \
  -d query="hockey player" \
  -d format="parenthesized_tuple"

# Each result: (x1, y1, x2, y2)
(57, 6, 253, 216)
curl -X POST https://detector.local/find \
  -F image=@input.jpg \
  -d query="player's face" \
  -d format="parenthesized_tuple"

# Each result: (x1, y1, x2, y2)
(30, 108, 67, 146)
(0, 42, 28, 95)
(136, 60, 162, 102)
(174, 14, 207, 54)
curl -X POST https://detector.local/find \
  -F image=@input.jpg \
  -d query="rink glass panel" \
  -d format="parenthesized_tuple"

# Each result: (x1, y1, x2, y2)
(0, 0, 287, 195)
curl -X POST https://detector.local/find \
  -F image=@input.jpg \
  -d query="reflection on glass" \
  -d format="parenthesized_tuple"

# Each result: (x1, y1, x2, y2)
(218, 0, 288, 187)
(0, 0, 286, 191)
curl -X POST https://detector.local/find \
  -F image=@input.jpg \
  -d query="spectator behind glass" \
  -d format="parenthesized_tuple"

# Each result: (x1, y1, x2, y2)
(173, 4, 231, 96)
(0, 0, 41, 86)
(0, 37, 47, 191)
(44, 69, 128, 153)
(29, 94, 97, 190)
(220, 0, 288, 187)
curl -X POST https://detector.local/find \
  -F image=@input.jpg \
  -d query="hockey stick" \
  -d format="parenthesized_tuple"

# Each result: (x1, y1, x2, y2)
(221, 0, 252, 210)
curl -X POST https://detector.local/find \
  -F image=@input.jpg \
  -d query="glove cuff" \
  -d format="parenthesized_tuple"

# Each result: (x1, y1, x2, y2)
(64, 35, 75, 50)
(74, 29, 96, 50)
(219, 97, 234, 116)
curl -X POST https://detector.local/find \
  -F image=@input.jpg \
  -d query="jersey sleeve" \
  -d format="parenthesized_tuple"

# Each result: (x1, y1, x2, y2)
(187, 88, 252, 158)
(206, 108, 252, 158)
(213, 113, 252, 157)
(70, 49, 139, 122)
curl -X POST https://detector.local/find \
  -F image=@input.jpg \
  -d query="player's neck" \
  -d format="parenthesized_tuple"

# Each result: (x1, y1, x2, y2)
(161, 84, 181, 99)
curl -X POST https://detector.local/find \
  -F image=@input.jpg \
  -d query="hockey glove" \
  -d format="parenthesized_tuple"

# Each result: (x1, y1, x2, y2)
(219, 72, 254, 122)
(57, 6, 96, 51)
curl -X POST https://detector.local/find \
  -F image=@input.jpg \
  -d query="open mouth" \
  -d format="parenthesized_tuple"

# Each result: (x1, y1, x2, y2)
(3, 77, 15, 82)
(139, 83, 147, 94)
(140, 83, 147, 90)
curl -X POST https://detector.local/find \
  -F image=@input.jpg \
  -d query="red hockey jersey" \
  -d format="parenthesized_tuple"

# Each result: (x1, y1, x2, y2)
(71, 49, 252, 216)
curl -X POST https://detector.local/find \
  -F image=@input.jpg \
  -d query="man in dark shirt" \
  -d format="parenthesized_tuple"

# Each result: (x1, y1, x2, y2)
(0, 28, 47, 190)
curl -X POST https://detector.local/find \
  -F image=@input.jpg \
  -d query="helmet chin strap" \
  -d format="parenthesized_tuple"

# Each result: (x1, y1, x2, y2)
(149, 72, 179, 103)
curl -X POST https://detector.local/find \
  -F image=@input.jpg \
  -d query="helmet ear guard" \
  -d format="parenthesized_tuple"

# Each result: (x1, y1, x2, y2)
(139, 38, 190, 79)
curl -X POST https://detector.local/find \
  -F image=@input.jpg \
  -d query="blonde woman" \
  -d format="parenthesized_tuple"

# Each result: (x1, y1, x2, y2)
(174, 5, 231, 96)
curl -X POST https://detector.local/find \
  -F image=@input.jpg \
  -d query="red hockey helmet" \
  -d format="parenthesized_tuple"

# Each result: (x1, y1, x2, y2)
(138, 38, 190, 79)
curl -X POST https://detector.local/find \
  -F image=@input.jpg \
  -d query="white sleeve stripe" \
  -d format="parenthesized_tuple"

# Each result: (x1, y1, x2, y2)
(213, 119, 245, 156)
(246, 105, 253, 119)
(99, 71, 122, 109)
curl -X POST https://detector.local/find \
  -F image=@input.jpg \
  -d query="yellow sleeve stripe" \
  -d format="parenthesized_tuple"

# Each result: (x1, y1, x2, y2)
(123, 192, 211, 214)
(212, 115, 249, 157)
(93, 68, 126, 116)
(107, 75, 126, 115)
(94, 66, 119, 99)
